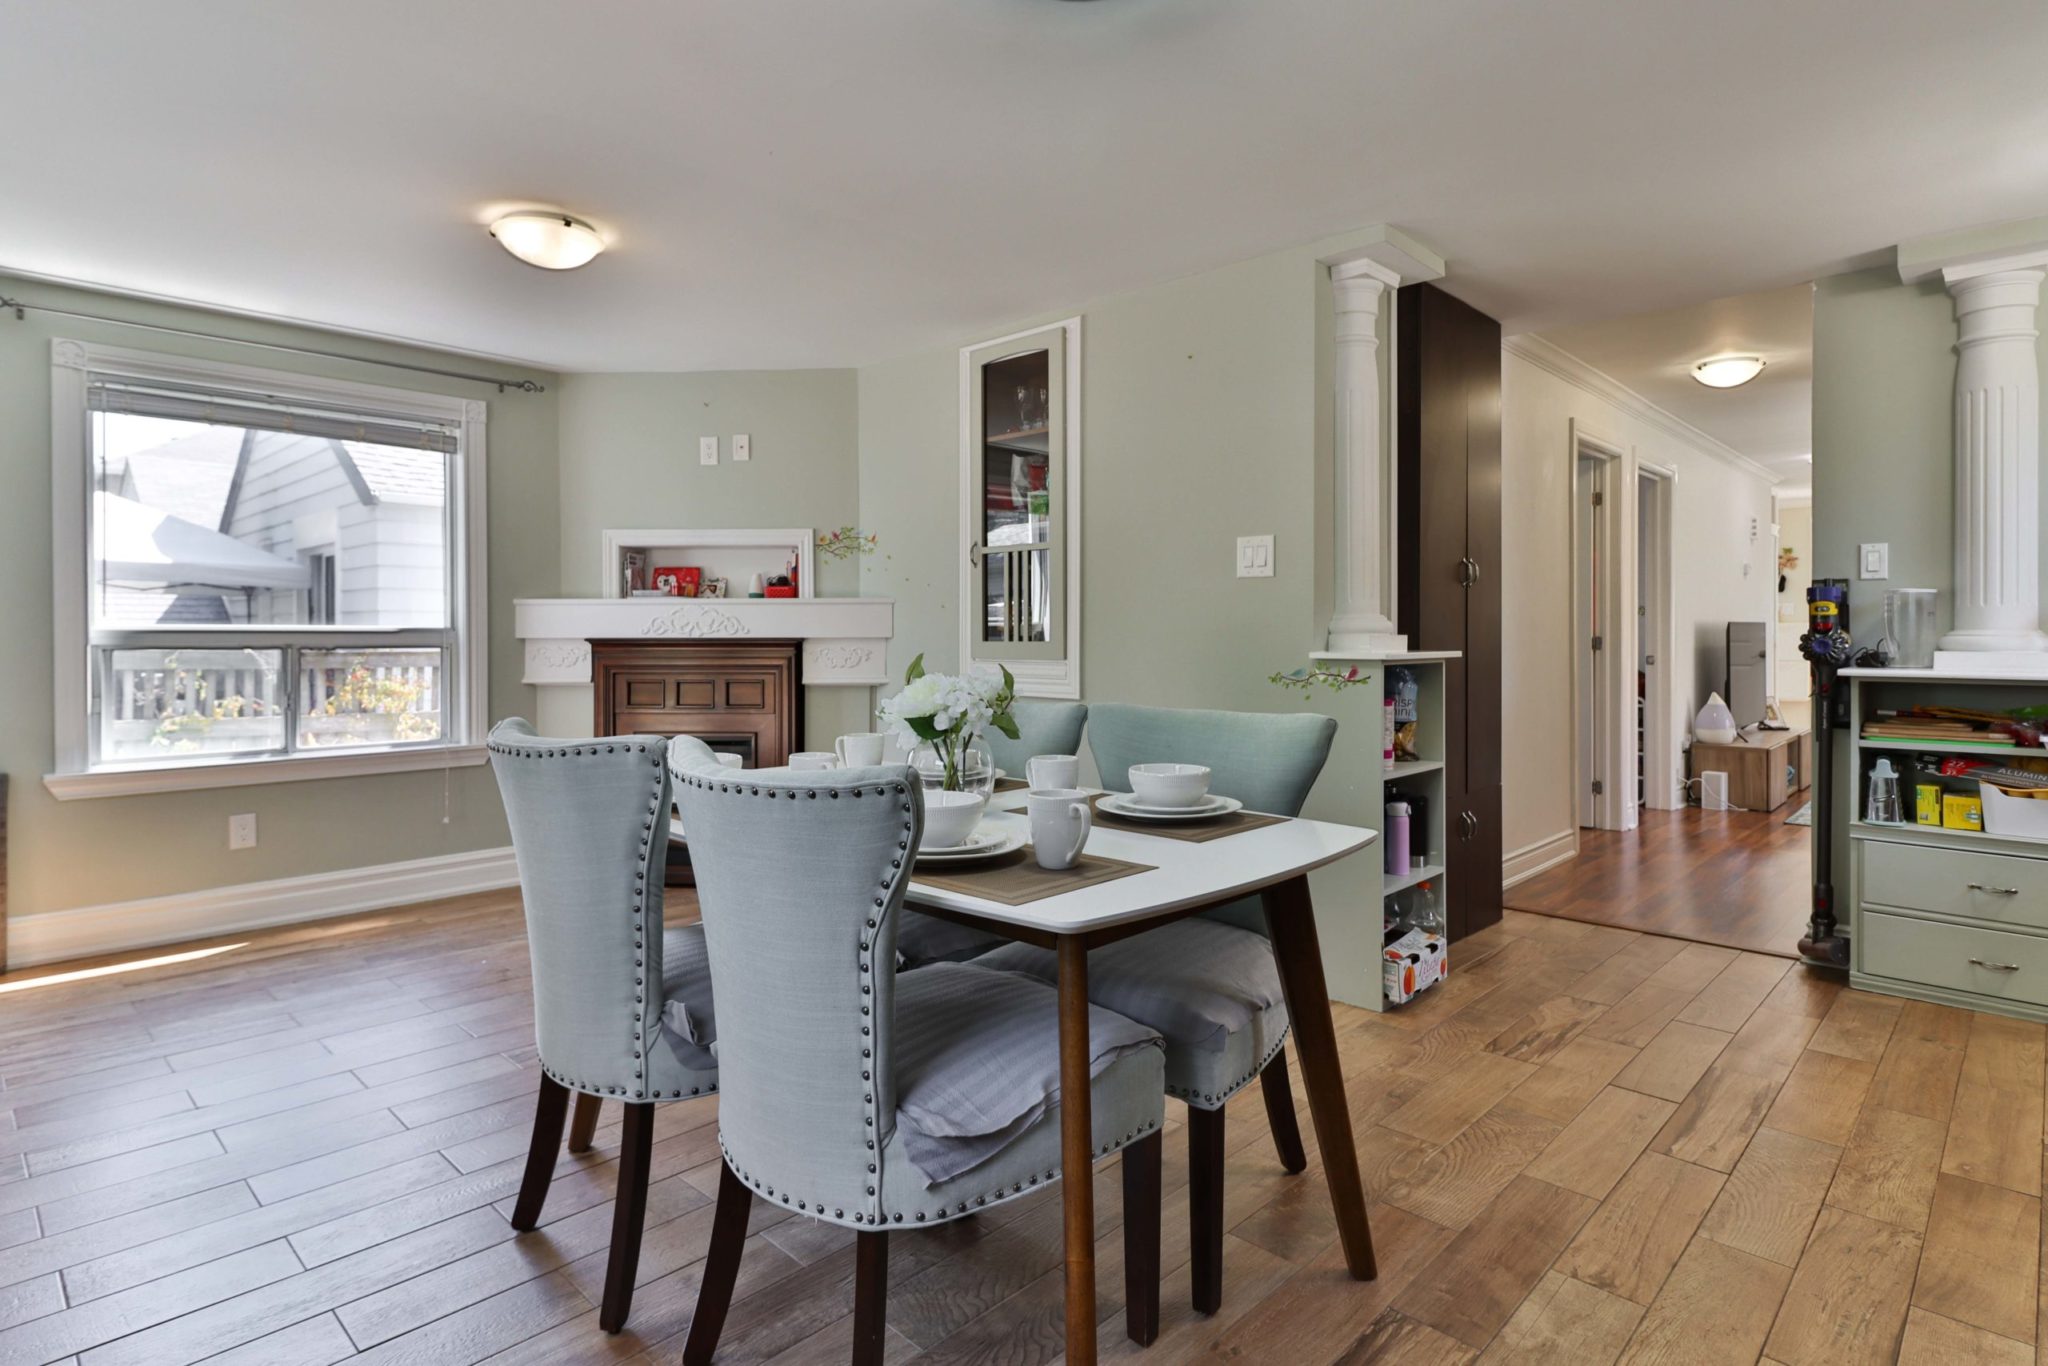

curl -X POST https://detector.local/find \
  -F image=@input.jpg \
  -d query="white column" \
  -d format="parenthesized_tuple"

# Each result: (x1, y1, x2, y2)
(1327, 258, 1405, 653)
(1940, 267, 2048, 653)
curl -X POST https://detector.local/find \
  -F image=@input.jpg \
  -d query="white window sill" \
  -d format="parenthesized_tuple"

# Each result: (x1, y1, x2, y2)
(43, 744, 489, 801)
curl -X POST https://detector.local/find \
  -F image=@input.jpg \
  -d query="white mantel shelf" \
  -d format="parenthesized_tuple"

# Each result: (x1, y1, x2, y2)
(515, 596, 895, 688)
(1311, 649, 1462, 663)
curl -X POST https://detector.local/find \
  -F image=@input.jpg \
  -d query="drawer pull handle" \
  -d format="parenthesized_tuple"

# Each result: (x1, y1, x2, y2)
(1969, 958, 2022, 973)
(1968, 883, 2022, 896)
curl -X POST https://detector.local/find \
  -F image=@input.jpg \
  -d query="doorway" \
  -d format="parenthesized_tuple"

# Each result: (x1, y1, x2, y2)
(1638, 464, 1676, 811)
(1572, 426, 1625, 831)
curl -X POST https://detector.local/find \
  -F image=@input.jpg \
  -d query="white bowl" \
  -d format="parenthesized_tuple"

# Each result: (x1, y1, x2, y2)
(1127, 762, 1212, 808)
(921, 790, 988, 849)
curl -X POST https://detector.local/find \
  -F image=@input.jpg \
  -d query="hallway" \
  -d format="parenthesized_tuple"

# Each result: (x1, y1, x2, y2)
(1506, 808, 1812, 958)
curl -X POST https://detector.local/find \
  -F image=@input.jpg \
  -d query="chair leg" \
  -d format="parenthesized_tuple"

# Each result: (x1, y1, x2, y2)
(1121, 1131, 1163, 1345)
(1260, 1049, 1309, 1175)
(599, 1101, 656, 1333)
(681, 1158, 753, 1363)
(567, 1093, 603, 1154)
(510, 1075, 571, 1232)
(853, 1229, 890, 1366)
(1188, 1105, 1226, 1315)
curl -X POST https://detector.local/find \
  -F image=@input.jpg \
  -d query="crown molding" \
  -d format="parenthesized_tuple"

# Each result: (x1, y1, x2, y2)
(1503, 333, 1782, 485)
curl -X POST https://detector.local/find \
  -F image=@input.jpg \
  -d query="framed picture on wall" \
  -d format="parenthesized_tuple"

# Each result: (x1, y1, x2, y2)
(651, 565, 704, 597)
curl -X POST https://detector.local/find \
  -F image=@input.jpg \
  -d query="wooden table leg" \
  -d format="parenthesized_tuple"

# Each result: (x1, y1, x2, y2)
(1262, 874, 1378, 1281)
(1056, 934, 1099, 1365)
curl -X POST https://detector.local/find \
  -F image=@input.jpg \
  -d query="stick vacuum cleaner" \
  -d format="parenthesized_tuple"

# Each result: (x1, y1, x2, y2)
(1798, 578, 1853, 967)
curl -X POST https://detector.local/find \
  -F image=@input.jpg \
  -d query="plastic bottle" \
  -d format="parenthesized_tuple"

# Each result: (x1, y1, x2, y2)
(1401, 880, 1444, 936)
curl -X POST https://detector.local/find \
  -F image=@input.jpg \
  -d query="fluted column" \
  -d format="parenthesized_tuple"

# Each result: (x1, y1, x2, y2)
(1328, 258, 1404, 653)
(1941, 267, 2048, 653)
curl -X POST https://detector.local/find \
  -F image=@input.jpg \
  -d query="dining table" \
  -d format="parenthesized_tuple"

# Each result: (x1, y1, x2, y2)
(903, 788, 1380, 1365)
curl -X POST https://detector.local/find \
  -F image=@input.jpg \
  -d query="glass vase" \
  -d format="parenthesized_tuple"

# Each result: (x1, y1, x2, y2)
(913, 731, 995, 797)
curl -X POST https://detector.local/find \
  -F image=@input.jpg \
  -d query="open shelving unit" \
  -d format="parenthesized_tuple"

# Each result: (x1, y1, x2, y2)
(1842, 665, 2048, 1021)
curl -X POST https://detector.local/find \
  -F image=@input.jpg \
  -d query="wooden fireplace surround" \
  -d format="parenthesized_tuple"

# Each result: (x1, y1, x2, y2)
(591, 640, 804, 884)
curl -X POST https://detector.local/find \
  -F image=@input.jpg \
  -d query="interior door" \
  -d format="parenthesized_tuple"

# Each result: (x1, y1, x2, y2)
(1727, 622, 1768, 727)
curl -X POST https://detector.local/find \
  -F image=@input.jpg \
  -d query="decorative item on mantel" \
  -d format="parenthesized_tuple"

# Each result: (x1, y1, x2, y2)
(816, 526, 880, 561)
(877, 653, 1018, 795)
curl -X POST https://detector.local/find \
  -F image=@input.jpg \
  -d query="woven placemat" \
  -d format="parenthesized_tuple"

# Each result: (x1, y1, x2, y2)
(912, 848, 1155, 905)
(1087, 794, 1291, 843)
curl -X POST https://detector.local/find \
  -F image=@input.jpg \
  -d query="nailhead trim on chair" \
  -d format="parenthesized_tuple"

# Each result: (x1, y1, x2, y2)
(496, 735, 720, 1106)
(1172, 1022, 1292, 1111)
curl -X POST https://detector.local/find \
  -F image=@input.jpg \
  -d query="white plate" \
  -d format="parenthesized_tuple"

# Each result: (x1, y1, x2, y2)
(915, 826, 1026, 862)
(1098, 793, 1245, 822)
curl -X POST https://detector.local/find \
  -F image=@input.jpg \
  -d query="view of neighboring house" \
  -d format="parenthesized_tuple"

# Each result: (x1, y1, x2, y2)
(94, 417, 446, 628)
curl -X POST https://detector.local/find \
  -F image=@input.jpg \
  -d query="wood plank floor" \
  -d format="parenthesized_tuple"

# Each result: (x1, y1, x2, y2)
(0, 891, 2032, 1364)
(1506, 807, 1812, 958)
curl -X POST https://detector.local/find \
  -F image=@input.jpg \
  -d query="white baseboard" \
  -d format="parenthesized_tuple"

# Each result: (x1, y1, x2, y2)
(1503, 830, 1578, 889)
(7, 845, 519, 970)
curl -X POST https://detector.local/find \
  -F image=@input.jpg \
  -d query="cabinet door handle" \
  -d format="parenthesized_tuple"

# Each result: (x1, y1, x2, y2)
(1968, 882, 2021, 895)
(1969, 958, 2022, 972)
(1467, 557, 1481, 586)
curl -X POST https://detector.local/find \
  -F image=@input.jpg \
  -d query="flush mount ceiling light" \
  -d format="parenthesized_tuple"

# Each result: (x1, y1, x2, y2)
(1692, 354, 1766, 389)
(489, 211, 604, 270)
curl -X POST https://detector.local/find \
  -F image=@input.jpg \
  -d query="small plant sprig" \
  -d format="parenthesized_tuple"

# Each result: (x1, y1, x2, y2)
(1269, 665, 1368, 692)
(817, 527, 880, 561)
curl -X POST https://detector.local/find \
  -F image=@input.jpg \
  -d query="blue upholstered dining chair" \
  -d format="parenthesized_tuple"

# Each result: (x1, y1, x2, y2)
(978, 701, 1338, 1315)
(670, 757, 1168, 1364)
(488, 719, 723, 1334)
(897, 699, 1092, 970)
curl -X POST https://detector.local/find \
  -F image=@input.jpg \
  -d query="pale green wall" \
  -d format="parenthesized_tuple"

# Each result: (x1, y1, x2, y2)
(555, 370, 861, 596)
(0, 274, 558, 916)
(856, 237, 1386, 715)
(555, 369, 869, 738)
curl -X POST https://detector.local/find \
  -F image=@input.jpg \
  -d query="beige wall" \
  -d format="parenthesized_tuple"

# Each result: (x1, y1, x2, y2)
(1499, 344, 1778, 866)
(0, 274, 559, 917)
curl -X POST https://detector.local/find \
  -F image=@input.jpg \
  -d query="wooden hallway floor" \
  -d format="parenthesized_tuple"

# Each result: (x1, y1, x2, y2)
(0, 894, 2037, 1364)
(1506, 807, 1814, 958)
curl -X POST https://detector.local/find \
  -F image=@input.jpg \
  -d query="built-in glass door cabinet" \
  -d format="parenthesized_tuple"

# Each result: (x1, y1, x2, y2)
(960, 319, 1081, 698)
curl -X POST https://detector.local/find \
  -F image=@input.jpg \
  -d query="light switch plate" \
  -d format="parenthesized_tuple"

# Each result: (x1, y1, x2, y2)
(1859, 542, 1888, 580)
(732, 434, 751, 462)
(699, 436, 719, 466)
(1237, 534, 1274, 578)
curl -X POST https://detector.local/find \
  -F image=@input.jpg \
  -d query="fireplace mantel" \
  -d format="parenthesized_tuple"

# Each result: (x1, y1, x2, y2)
(514, 596, 895, 688)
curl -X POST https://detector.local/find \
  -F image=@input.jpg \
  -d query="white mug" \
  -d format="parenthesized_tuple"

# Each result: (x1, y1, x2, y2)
(1026, 753, 1080, 790)
(835, 732, 887, 768)
(1028, 788, 1093, 871)
(715, 753, 745, 770)
(789, 752, 840, 771)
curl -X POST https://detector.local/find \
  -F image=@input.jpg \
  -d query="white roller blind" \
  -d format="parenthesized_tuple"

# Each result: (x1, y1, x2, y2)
(88, 376, 459, 453)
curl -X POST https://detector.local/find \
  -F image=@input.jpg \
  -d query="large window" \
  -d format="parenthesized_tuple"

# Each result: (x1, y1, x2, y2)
(48, 341, 488, 797)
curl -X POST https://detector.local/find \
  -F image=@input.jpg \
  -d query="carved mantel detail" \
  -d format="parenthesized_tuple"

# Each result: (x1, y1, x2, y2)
(643, 606, 750, 639)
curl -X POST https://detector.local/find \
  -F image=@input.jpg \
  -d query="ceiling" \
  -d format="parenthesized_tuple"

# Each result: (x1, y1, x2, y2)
(1536, 283, 1815, 483)
(4, 1, 2046, 372)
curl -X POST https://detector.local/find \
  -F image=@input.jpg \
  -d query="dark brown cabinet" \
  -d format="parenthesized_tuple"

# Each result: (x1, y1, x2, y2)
(1396, 283, 1502, 940)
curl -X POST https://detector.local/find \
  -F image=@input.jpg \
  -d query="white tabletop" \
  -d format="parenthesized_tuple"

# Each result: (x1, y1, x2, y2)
(904, 792, 1377, 935)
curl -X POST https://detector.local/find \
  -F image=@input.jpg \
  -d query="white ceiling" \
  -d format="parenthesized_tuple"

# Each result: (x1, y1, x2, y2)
(1537, 283, 1815, 481)
(4, 1, 2046, 372)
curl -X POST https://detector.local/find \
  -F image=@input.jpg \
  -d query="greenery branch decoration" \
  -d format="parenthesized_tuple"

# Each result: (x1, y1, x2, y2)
(1269, 664, 1370, 692)
(817, 527, 880, 561)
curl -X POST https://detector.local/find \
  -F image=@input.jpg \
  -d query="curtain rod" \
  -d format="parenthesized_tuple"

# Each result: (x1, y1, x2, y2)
(0, 293, 546, 394)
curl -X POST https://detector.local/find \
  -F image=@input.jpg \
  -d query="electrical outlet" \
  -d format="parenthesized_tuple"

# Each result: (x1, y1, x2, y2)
(1236, 534, 1274, 578)
(732, 434, 751, 462)
(699, 436, 719, 466)
(228, 813, 257, 850)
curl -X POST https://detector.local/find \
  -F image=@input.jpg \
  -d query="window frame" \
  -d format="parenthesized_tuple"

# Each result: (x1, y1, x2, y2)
(45, 338, 490, 800)
(956, 317, 1083, 699)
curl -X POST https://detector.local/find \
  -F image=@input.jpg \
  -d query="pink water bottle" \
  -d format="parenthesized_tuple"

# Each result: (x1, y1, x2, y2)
(1384, 801, 1411, 876)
